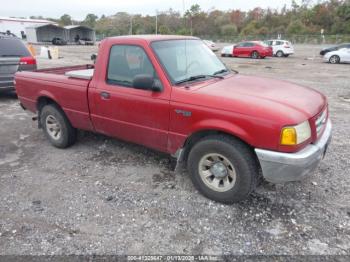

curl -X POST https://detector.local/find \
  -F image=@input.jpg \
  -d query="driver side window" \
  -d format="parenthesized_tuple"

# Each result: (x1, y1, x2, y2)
(107, 45, 159, 88)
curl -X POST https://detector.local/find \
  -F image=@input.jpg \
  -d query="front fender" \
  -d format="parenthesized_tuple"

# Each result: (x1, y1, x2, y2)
(189, 118, 255, 146)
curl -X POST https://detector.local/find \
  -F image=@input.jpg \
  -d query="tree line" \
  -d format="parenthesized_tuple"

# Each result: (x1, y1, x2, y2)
(31, 0, 350, 38)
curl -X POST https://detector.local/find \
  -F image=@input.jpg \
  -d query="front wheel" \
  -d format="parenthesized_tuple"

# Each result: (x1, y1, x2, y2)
(40, 104, 77, 148)
(329, 55, 340, 64)
(187, 135, 259, 204)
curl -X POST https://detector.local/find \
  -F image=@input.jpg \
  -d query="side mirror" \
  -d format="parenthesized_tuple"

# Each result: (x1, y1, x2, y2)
(132, 74, 162, 92)
(91, 54, 97, 63)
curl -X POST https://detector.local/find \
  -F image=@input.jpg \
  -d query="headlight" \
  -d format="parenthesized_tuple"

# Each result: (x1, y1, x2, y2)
(280, 120, 311, 145)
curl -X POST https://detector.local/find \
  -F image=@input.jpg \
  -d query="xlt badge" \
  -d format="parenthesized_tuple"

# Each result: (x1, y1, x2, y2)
(175, 109, 192, 117)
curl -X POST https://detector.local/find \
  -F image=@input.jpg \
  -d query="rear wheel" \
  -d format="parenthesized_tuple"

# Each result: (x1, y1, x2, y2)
(187, 135, 259, 204)
(40, 104, 77, 148)
(251, 51, 260, 59)
(276, 50, 284, 57)
(329, 55, 340, 64)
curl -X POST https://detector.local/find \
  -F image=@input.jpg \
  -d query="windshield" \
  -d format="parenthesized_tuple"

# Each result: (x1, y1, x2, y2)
(152, 39, 228, 84)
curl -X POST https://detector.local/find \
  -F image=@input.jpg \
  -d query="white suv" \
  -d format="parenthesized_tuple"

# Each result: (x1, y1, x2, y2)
(265, 40, 294, 57)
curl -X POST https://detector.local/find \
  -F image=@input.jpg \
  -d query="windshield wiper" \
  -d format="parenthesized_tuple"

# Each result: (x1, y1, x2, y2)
(215, 68, 239, 75)
(175, 74, 224, 85)
(213, 69, 229, 75)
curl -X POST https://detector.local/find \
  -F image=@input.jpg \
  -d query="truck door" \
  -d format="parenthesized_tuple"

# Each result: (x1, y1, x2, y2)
(89, 44, 170, 152)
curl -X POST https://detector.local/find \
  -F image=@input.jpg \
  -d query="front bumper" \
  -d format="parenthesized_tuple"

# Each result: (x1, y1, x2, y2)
(255, 119, 332, 183)
(323, 56, 330, 62)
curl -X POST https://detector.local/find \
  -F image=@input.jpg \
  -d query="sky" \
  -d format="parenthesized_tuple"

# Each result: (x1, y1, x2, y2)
(1, 0, 294, 20)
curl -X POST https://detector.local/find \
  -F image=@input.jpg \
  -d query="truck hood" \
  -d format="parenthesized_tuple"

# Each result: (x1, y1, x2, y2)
(182, 74, 326, 123)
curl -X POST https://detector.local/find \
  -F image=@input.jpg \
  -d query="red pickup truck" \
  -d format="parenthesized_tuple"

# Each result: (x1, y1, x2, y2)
(15, 35, 332, 204)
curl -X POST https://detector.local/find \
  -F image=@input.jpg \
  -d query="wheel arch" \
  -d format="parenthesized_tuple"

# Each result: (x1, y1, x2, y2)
(251, 50, 260, 58)
(37, 96, 60, 112)
(276, 50, 284, 56)
(179, 128, 257, 164)
(176, 128, 263, 185)
(329, 54, 340, 63)
(36, 95, 64, 128)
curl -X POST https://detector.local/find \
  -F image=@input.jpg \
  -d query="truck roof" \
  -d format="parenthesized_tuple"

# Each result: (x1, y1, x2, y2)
(107, 34, 198, 43)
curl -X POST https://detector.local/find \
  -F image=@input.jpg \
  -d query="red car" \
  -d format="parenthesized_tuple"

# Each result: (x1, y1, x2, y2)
(233, 41, 273, 59)
(15, 35, 331, 204)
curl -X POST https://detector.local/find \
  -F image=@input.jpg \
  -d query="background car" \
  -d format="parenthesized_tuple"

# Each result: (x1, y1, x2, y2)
(323, 48, 350, 64)
(265, 39, 294, 57)
(221, 45, 234, 57)
(203, 40, 219, 52)
(52, 37, 67, 45)
(233, 41, 273, 59)
(320, 43, 350, 56)
(0, 35, 37, 93)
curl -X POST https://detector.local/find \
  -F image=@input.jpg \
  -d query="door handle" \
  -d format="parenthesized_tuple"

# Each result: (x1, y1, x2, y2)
(100, 91, 110, 99)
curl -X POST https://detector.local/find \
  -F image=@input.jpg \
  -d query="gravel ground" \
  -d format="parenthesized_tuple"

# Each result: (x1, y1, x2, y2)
(0, 43, 349, 256)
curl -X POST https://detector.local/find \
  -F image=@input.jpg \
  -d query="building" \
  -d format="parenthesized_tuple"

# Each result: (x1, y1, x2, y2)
(26, 24, 65, 44)
(25, 24, 96, 45)
(0, 16, 56, 38)
(64, 25, 96, 44)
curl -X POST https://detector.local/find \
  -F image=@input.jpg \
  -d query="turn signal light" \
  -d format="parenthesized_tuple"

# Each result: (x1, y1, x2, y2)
(281, 127, 297, 145)
(280, 121, 311, 146)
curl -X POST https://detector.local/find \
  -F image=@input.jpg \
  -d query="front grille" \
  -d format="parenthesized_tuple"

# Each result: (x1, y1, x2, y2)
(315, 108, 327, 136)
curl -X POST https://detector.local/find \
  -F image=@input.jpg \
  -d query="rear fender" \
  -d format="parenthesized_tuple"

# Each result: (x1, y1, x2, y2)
(36, 91, 61, 128)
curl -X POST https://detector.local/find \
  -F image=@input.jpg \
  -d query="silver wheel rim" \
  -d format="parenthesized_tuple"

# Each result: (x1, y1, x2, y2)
(252, 52, 258, 58)
(45, 115, 62, 140)
(277, 51, 283, 57)
(330, 56, 338, 64)
(198, 153, 237, 192)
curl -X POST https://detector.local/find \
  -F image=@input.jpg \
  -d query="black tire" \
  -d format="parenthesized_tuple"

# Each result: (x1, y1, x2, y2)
(40, 104, 77, 148)
(187, 135, 259, 204)
(329, 55, 340, 64)
(276, 50, 284, 57)
(251, 51, 260, 59)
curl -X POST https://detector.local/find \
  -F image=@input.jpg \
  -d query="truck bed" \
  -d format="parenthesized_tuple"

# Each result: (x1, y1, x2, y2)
(35, 64, 94, 75)
(15, 64, 95, 132)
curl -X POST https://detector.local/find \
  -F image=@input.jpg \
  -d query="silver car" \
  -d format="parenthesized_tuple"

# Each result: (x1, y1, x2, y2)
(0, 35, 37, 92)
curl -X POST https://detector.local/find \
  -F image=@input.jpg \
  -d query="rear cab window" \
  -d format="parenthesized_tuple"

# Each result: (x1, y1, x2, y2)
(0, 37, 31, 57)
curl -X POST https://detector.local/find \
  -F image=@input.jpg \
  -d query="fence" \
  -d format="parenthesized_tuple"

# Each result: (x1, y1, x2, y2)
(197, 34, 350, 44)
(95, 33, 350, 45)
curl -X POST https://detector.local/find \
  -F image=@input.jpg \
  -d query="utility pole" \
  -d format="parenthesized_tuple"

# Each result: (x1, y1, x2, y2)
(155, 10, 158, 35)
(130, 15, 133, 35)
(190, 17, 193, 36)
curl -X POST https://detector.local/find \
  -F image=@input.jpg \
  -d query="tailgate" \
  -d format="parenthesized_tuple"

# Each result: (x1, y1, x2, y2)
(0, 57, 20, 88)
